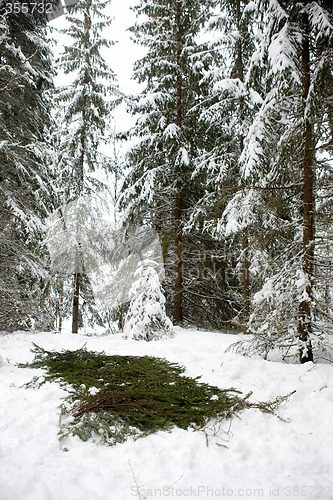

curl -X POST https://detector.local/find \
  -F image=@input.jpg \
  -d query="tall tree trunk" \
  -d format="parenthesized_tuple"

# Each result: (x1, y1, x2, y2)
(173, 191, 183, 322)
(322, 51, 333, 142)
(72, 272, 80, 334)
(173, 3, 184, 323)
(71, 103, 86, 333)
(242, 228, 250, 327)
(58, 282, 64, 333)
(298, 13, 314, 363)
(236, 0, 250, 332)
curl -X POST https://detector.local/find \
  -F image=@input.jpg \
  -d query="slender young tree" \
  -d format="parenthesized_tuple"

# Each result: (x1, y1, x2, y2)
(123, 259, 173, 340)
(54, 0, 118, 333)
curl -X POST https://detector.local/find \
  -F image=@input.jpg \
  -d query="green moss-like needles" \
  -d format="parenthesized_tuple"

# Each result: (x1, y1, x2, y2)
(22, 344, 292, 446)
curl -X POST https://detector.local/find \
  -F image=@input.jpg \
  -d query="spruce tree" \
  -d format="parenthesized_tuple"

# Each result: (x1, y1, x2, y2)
(122, 0, 217, 326)
(123, 259, 173, 340)
(54, 0, 118, 333)
(236, 0, 333, 362)
(189, 0, 260, 330)
(0, 5, 55, 330)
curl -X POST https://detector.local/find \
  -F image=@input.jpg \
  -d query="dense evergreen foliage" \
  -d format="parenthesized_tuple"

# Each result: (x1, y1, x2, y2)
(52, 0, 118, 333)
(123, 259, 173, 340)
(228, 0, 333, 361)
(121, 0, 224, 326)
(0, 4, 55, 330)
(23, 345, 291, 445)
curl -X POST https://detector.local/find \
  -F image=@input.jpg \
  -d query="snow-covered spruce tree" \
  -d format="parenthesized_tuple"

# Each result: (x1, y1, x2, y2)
(188, 0, 262, 331)
(45, 192, 117, 332)
(123, 260, 173, 340)
(53, 0, 118, 333)
(234, 0, 333, 362)
(0, 6, 56, 331)
(121, 0, 218, 326)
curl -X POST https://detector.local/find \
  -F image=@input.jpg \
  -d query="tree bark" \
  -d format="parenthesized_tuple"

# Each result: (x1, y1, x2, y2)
(326, 74, 333, 142)
(173, 191, 183, 322)
(242, 229, 250, 329)
(235, 0, 250, 332)
(72, 272, 80, 334)
(58, 286, 64, 333)
(235, 0, 244, 82)
(173, 3, 184, 323)
(71, 98, 86, 333)
(298, 13, 314, 363)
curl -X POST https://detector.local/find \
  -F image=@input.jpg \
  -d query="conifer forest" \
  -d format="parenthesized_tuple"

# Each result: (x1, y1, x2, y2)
(1, 2, 333, 498)
(1, 0, 333, 365)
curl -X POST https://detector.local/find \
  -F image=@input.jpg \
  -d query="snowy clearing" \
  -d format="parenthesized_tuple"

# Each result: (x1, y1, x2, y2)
(0, 328, 332, 500)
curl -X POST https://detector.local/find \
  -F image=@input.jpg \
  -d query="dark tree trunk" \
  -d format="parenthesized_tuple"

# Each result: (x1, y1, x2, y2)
(71, 102, 86, 333)
(173, 191, 183, 323)
(58, 288, 64, 333)
(327, 74, 333, 142)
(298, 13, 314, 363)
(236, 0, 250, 332)
(173, 3, 184, 323)
(242, 229, 250, 330)
(72, 272, 80, 334)
(235, 0, 244, 82)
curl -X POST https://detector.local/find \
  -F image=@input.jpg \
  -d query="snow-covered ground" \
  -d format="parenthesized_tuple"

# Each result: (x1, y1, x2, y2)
(0, 327, 332, 500)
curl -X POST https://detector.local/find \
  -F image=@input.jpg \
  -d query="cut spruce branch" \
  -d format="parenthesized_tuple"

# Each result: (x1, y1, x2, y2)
(21, 345, 296, 446)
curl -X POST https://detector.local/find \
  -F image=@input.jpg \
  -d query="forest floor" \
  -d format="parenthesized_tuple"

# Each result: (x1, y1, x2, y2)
(0, 327, 332, 500)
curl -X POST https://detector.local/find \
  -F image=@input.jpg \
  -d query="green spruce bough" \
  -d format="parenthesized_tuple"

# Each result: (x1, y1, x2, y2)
(23, 344, 293, 446)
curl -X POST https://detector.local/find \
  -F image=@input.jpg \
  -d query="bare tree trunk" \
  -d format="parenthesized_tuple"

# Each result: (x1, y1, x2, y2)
(173, 3, 184, 323)
(119, 304, 124, 332)
(298, 13, 314, 363)
(173, 191, 183, 322)
(235, 0, 244, 83)
(236, 0, 250, 332)
(325, 69, 333, 142)
(72, 272, 80, 334)
(71, 102, 86, 333)
(242, 229, 250, 331)
(58, 284, 64, 333)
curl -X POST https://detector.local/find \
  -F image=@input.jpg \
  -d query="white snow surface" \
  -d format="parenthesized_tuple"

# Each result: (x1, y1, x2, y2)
(0, 328, 332, 500)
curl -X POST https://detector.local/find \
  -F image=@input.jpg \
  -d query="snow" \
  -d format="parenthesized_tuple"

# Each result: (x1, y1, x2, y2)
(222, 190, 257, 236)
(242, 1, 256, 16)
(253, 277, 275, 304)
(240, 92, 277, 179)
(213, 78, 245, 97)
(0, 328, 333, 500)
(163, 123, 180, 139)
(307, 3, 333, 41)
(123, 259, 173, 340)
(178, 147, 190, 166)
(268, 24, 301, 83)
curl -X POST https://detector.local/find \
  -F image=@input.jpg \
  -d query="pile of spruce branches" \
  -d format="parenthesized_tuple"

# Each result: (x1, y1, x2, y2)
(22, 344, 294, 446)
